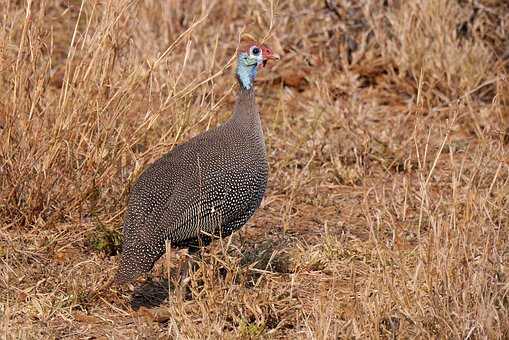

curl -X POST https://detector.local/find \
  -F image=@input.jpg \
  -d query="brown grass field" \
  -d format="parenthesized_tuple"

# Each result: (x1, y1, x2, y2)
(1, 0, 509, 338)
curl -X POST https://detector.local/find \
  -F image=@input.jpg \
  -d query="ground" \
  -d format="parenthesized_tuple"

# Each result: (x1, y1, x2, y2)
(1, 0, 509, 338)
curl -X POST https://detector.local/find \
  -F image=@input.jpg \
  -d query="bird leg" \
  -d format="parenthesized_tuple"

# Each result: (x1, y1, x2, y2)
(177, 253, 192, 300)
(165, 240, 173, 303)
(165, 241, 192, 302)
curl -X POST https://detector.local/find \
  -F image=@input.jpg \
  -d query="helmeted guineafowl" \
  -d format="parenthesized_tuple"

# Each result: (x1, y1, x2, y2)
(115, 41, 279, 284)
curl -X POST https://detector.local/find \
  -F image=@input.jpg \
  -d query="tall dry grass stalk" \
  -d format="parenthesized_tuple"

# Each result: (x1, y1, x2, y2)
(1, 0, 508, 338)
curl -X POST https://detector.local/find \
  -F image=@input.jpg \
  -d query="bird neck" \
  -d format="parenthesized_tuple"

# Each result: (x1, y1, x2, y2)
(232, 85, 259, 126)
(232, 59, 261, 130)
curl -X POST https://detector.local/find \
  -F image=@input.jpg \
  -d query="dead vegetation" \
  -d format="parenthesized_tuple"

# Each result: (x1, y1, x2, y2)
(1, 0, 508, 338)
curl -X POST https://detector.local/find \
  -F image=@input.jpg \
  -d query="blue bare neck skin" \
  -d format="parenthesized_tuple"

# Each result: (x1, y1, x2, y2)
(236, 56, 258, 90)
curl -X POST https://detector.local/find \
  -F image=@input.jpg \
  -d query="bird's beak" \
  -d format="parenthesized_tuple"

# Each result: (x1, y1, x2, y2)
(266, 52, 280, 61)
(262, 51, 280, 67)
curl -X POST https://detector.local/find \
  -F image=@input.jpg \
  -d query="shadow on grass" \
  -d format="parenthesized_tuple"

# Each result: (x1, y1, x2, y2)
(130, 279, 169, 310)
(129, 236, 294, 310)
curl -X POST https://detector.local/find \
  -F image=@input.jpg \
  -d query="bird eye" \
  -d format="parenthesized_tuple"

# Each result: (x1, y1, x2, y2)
(252, 47, 260, 55)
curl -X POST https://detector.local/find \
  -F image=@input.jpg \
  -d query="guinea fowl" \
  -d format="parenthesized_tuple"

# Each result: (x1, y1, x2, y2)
(115, 41, 279, 284)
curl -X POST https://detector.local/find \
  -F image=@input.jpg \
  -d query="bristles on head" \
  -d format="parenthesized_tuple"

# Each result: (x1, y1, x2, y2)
(239, 33, 260, 54)
(240, 32, 257, 44)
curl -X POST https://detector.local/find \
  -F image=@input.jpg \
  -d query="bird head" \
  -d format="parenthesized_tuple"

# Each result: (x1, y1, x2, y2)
(236, 41, 279, 90)
(239, 42, 280, 68)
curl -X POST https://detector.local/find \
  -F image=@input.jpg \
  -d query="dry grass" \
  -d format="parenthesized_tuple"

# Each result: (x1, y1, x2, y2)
(1, 0, 509, 338)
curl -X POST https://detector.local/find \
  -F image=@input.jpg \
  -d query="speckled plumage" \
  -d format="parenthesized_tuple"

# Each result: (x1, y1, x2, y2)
(115, 43, 277, 284)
